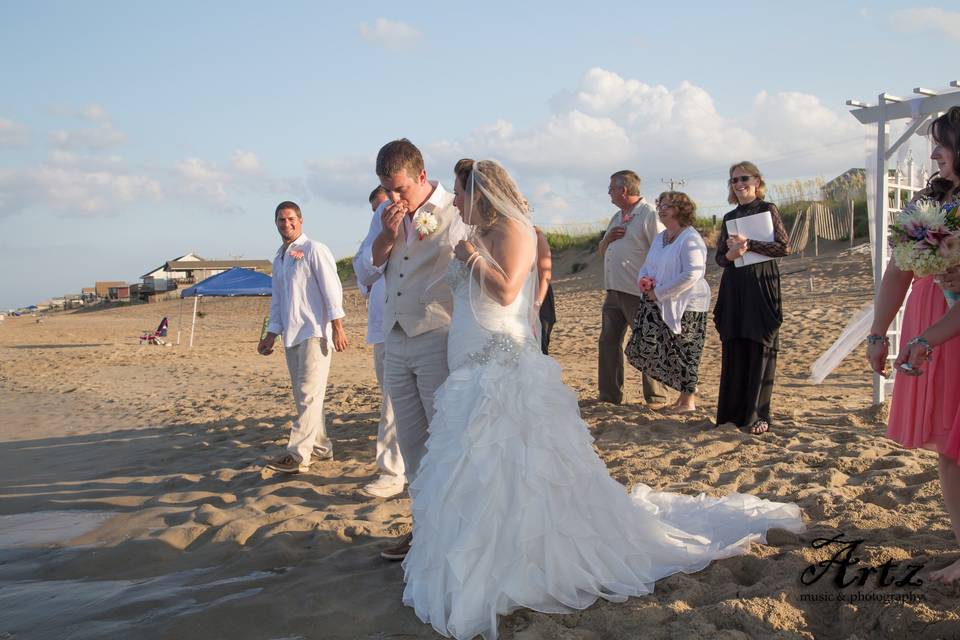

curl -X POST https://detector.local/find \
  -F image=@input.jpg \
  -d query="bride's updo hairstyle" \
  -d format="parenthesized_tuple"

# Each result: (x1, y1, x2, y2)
(925, 106, 960, 202)
(455, 158, 529, 232)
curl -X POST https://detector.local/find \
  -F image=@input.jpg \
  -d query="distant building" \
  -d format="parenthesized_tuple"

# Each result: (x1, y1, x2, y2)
(140, 252, 205, 295)
(95, 281, 128, 300)
(108, 285, 130, 302)
(63, 293, 84, 310)
(165, 259, 272, 284)
(134, 254, 271, 303)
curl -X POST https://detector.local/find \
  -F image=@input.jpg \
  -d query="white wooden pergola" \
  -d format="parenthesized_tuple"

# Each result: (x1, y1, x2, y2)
(846, 82, 960, 404)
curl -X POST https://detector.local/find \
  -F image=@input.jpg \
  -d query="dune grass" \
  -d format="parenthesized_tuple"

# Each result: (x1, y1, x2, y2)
(543, 229, 605, 253)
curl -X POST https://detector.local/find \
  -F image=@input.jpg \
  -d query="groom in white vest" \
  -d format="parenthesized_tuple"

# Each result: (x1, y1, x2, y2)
(359, 139, 469, 560)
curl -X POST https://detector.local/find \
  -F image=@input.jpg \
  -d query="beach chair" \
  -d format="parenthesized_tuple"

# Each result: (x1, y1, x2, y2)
(140, 317, 169, 345)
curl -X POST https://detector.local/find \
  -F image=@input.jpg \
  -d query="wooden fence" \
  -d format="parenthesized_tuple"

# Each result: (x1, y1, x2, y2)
(788, 200, 857, 257)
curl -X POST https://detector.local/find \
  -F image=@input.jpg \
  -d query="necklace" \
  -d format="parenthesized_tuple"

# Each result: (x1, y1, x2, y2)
(662, 228, 682, 247)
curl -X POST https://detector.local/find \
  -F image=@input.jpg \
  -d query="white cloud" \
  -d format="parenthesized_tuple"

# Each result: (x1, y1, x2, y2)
(232, 150, 262, 174)
(305, 156, 377, 206)
(450, 69, 862, 218)
(0, 164, 162, 217)
(0, 117, 28, 146)
(0, 107, 160, 217)
(746, 91, 863, 173)
(47, 103, 111, 121)
(79, 104, 109, 122)
(1, 104, 307, 218)
(526, 182, 574, 219)
(50, 121, 127, 149)
(480, 69, 860, 182)
(359, 17, 421, 50)
(891, 7, 960, 37)
(306, 68, 869, 224)
(45, 105, 127, 150)
(469, 111, 634, 172)
(171, 155, 307, 214)
(173, 158, 235, 211)
(48, 150, 125, 169)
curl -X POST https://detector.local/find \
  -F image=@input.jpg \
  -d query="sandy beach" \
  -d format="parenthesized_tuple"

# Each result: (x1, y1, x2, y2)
(3, 241, 960, 639)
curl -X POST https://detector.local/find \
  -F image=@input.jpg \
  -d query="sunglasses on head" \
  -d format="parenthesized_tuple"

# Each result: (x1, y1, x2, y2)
(729, 175, 756, 184)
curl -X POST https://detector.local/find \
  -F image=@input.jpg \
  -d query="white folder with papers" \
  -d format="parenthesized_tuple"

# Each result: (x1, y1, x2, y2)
(726, 210, 775, 267)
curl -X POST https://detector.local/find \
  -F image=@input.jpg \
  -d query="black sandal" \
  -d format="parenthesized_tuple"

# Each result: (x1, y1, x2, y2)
(748, 420, 769, 435)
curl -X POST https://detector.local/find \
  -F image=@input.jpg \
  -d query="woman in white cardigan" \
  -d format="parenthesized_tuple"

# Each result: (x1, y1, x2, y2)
(626, 191, 711, 413)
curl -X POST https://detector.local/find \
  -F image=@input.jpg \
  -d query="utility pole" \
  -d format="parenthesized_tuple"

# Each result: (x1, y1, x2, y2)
(661, 177, 686, 191)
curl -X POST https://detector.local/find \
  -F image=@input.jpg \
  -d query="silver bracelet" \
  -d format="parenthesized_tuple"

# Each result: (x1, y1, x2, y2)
(906, 336, 933, 357)
(866, 334, 889, 346)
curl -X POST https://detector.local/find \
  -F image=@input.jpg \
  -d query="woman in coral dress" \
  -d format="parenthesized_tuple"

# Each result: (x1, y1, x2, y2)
(867, 106, 960, 583)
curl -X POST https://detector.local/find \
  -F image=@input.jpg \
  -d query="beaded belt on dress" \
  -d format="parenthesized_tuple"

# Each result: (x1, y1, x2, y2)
(466, 333, 528, 367)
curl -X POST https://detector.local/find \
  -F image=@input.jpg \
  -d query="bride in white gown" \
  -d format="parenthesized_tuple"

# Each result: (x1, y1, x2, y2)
(401, 159, 804, 640)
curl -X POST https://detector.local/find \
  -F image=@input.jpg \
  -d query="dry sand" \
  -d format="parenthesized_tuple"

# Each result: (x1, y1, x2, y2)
(2, 241, 960, 639)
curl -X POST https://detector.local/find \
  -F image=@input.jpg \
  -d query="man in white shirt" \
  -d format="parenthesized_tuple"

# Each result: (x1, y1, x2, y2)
(358, 139, 469, 560)
(352, 186, 405, 498)
(598, 170, 667, 406)
(259, 201, 349, 473)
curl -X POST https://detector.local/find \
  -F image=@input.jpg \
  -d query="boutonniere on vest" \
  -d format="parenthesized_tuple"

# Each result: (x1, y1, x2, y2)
(413, 210, 439, 240)
(288, 248, 305, 260)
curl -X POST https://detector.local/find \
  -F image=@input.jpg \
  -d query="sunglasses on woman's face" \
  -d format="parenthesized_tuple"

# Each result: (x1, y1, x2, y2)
(729, 175, 755, 184)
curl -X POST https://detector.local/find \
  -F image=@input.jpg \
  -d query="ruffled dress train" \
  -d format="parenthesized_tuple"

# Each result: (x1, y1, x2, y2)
(401, 258, 804, 640)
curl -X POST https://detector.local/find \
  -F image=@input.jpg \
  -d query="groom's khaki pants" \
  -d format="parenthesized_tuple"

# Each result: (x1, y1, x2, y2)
(383, 325, 449, 484)
(284, 336, 333, 464)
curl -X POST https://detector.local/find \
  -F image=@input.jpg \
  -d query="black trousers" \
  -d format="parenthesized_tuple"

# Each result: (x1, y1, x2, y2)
(716, 337, 777, 428)
(540, 321, 554, 355)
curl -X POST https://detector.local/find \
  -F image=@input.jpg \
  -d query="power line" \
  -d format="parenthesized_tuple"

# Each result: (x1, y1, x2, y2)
(661, 177, 686, 190)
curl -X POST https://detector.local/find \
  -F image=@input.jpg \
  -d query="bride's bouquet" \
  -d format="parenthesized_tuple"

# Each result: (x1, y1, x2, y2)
(890, 198, 960, 305)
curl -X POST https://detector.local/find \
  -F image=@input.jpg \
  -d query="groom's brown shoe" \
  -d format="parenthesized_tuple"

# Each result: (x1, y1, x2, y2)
(380, 533, 412, 561)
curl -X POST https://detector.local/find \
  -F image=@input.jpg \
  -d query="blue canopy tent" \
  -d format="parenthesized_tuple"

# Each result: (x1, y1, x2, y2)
(177, 267, 272, 347)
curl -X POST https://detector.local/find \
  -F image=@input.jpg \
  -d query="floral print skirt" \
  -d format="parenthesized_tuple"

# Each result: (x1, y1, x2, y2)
(625, 298, 707, 395)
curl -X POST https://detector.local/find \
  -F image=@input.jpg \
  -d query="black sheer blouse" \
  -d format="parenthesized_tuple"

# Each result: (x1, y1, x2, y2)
(713, 199, 789, 349)
(715, 199, 789, 267)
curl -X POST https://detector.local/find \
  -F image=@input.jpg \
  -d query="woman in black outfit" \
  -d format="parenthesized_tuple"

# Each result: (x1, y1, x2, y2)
(713, 161, 789, 435)
(534, 226, 556, 355)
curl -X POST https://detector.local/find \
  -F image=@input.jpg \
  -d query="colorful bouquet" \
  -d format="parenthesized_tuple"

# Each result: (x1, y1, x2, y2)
(890, 198, 960, 305)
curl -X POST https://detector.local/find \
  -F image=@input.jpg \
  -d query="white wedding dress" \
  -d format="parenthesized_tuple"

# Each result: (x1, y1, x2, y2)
(402, 251, 804, 640)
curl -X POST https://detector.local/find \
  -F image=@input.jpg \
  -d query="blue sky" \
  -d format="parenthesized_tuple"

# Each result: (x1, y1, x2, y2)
(0, 1, 957, 310)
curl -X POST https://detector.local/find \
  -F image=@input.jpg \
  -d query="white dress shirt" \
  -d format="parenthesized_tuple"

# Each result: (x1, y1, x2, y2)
(353, 211, 387, 345)
(268, 233, 345, 349)
(637, 226, 711, 334)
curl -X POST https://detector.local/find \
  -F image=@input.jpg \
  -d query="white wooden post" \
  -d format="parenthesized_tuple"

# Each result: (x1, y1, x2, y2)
(813, 204, 819, 257)
(189, 295, 199, 348)
(872, 96, 890, 405)
(849, 199, 855, 248)
(176, 297, 183, 345)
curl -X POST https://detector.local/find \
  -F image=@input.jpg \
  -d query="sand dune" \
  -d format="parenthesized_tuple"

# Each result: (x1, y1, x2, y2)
(2, 241, 960, 639)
